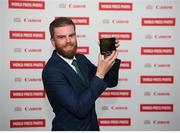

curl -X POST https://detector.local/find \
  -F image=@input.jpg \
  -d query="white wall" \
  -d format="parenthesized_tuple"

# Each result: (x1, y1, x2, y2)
(0, 0, 180, 131)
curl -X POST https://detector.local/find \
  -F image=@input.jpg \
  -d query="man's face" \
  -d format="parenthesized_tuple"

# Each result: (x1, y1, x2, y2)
(51, 25, 77, 59)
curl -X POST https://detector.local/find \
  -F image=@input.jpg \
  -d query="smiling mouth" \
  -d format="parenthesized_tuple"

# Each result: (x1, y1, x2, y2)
(66, 45, 73, 48)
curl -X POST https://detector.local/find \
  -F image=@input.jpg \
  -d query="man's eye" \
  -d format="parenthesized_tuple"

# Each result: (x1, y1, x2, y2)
(69, 34, 74, 37)
(58, 36, 65, 39)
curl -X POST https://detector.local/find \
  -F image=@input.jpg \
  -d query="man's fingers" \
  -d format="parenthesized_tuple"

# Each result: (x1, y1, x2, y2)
(115, 43, 120, 48)
(115, 39, 119, 44)
(108, 51, 118, 64)
(105, 51, 116, 61)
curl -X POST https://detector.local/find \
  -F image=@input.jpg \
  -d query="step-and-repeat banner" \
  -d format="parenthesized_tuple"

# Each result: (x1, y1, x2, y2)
(0, 0, 180, 131)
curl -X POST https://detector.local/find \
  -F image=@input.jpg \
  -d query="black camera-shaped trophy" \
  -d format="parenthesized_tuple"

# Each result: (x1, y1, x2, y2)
(99, 37, 116, 58)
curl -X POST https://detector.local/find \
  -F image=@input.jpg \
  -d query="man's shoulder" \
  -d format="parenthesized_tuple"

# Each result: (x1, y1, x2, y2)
(75, 53, 87, 61)
(43, 53, 63, 73)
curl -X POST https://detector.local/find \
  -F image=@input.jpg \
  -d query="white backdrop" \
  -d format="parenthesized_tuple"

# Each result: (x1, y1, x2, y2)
(0, 0, 180, 131)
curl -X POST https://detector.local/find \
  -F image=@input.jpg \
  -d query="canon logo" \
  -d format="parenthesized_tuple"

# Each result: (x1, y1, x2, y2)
(24, 48, 42, 53)
(153, 92, 170, 96)
(14, 106, 42, 112)
(146, 5, 173, 10)
(102, 19, 129, 24)
(14, 77, 42, 82)
(68, 3, 86, 8)
(144, 91, 170, 97)
(154, 63, 171, 68)
(24, 78, 42, 82)
(144, 120, 170, 125)
(24, 18, 42, 23)
(14, 48, 42, 53)
(24, 107, 42, 111)
(112, 19, 129, 24)
(144, 63, 171, 68)
(156, 5, 173, 10)
(145, 34, 172, 39)
(153, 120, 170, 125)
(111, 106, 128, 110)
(154, 34, 172, 39)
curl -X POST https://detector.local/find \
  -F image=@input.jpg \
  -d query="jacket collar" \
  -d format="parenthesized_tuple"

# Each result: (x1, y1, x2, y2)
(52, 50, 89, 86)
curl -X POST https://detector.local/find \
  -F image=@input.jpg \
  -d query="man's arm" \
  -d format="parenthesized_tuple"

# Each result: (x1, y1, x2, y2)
(42, 69, 107, 119)
(96, 51, 120, 87)
(83, 51, 120, 87)
(103, 58, 121, 87)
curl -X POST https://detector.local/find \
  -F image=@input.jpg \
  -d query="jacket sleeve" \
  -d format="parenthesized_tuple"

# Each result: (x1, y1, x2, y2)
(42, 69, 107, 119)
(84, 56, 121, 87)
(103, 59, 121, 87)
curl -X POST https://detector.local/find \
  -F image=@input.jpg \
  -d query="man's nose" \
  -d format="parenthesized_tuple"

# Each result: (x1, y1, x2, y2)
(66, 36, 71, 42)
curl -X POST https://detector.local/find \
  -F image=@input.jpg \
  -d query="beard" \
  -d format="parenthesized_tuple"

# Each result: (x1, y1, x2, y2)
(55, 42, 77, 59)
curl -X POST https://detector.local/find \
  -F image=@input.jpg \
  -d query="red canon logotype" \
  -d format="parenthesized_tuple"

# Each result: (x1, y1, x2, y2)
(9, 31, 45, 40)
(99, 32, 132, 40)
(77, 46, 89, 54)
(140, 75, 174, 84)
(98, 118, 131, 126)
(10, 90, 45, 98)
(8, 0, 45, 9)
(142, 18, 176, 26)
(100, 90, 131, 98)
(99, 2, 133, 11)
(141, 47, 174, 55)
(10, 119, 45, 128)
(140, 104, 173, 112)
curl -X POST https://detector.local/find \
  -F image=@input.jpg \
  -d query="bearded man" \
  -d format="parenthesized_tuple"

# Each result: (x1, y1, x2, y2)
(42, 17, 121, 131)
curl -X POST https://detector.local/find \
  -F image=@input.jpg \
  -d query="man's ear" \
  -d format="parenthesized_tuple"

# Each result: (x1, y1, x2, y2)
(50, 38, 55, 48)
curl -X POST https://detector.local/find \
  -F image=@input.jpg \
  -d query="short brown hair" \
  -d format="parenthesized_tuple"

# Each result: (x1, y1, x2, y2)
(49, 17, 76, 39)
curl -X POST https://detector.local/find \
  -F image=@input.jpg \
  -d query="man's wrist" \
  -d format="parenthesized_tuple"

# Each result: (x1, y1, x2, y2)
(96, 72, 104, 79)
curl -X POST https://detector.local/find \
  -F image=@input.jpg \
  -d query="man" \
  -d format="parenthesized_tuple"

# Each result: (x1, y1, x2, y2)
(42, 17, 121, 131)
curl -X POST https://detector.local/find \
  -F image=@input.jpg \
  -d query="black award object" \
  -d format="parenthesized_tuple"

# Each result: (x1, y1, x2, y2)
(99, 37, 116, 58)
